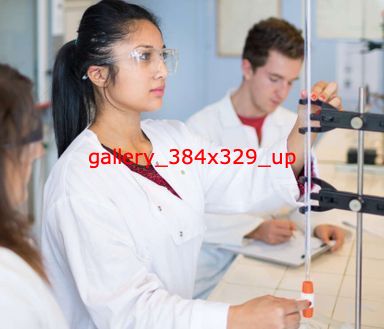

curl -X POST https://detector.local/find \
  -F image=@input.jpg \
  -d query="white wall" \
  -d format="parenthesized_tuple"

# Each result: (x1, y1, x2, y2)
(52, 0, 383, 121)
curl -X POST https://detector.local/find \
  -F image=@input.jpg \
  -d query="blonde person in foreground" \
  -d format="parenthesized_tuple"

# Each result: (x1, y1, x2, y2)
(0, 64, 68, 328)
(42, 1, 342, 328)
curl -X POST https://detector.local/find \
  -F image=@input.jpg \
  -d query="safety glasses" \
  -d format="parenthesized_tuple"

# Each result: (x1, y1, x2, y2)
(2, 114, 43, 148)
(109, 47, 179, 75)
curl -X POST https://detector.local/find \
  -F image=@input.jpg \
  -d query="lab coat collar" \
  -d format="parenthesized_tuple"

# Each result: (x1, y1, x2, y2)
(266, 106, 290, 127)
(218, 90, 288, 129)
(84, 127, 180, 201)
(83, 127, 206, 244)
(218, 91, 243, 128)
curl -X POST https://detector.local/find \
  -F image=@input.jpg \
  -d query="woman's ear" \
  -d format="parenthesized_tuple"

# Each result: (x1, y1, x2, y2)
(86, 66, 109, 87)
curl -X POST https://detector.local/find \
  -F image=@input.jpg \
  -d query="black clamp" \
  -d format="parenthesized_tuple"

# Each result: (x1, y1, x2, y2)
(298, 99, 384, 134)
(299, 177, 384, 216)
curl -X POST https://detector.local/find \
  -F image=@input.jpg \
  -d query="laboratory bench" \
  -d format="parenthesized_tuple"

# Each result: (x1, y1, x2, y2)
(208, 145, 384, 329)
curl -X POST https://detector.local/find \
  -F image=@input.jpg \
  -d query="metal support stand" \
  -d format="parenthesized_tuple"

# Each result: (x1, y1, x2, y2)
(298, 88, 384, 329)
(355, 87, 365, 329)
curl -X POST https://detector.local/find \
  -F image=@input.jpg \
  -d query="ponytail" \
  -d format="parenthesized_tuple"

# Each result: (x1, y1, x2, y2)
(52, 40, 92, 157)
(51, 1, 160, 157)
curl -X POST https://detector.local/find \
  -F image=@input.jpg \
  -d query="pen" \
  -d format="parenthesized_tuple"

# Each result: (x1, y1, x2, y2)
(301, 243, 328, 258)
(271, 214, 296, 239)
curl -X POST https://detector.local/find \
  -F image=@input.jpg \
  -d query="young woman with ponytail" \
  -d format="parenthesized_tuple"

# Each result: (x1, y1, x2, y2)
(42, 1, 341, 328)
(0, 64, 68, 328)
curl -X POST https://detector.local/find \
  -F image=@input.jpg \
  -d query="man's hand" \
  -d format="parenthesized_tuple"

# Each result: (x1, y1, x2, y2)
(245, 219, 296, 244)
(314, 224, 345, 252)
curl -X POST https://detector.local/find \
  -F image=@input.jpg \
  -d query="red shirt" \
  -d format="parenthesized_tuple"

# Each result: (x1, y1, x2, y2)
(237, 114, 267, 144)
(237, 113, 312, 196)
(102, 145, 181, 199)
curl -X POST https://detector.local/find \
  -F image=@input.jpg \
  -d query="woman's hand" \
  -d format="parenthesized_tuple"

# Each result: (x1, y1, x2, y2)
(297, 81, 343, 125)
(287, 81, 342, 176)
(227, 295, 310, 329)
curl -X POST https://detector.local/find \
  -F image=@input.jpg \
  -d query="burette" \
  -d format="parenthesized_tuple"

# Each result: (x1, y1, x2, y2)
(301, 0, 314, 319)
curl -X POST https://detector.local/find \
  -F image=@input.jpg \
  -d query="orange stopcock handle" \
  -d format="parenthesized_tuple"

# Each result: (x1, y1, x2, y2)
(301, 280, 314, 318)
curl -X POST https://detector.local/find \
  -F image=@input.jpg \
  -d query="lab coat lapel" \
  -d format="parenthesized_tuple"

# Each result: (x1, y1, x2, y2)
(261, 107, 287, 148)
(134, 171, 206, 245)
(131, 128, 206, 245)
(218, 94, 258, 147)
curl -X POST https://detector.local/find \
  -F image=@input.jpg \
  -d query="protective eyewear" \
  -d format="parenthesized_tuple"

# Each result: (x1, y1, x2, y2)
(110, 47, 179, 75)
(2, 113, 43, 148)
(21, 119, 43, 145)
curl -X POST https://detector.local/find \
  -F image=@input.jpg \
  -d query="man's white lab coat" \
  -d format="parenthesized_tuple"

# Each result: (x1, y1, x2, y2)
(187, 92, 308, 298)
(41, 120, 299, 329)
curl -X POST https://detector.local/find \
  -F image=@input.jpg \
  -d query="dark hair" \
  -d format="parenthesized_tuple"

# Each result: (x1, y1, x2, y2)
(0, 63, 47, 281)
(52, 0, 160, 156)
(242, 17, 304, 71)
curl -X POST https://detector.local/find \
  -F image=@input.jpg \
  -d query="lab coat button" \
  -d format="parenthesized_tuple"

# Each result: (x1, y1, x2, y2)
(157, 205, 162, 211)
(179, 231, 183, 237)
(181, 170, 185, 175)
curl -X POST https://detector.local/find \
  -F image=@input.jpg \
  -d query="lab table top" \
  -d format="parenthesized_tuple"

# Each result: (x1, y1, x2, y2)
(208, 161, 384, 329)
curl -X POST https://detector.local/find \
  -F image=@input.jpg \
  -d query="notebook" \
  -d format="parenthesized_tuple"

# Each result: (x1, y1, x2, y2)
(218, 230, 332, 267)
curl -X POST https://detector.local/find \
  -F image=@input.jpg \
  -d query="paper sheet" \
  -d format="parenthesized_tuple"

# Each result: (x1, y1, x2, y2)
(218, 230, 331, 267)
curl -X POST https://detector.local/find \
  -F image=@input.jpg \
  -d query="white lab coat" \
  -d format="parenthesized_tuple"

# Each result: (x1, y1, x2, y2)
(186, 91, 317, 298)
(0, 247, 68, 329)
(41, 120, 299, 329)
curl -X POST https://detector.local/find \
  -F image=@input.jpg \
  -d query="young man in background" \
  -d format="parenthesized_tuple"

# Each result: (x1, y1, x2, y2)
(187, 18, 345, 299)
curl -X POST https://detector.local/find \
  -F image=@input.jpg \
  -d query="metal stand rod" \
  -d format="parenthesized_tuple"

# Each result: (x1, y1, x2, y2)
(304, 0, 312, 282)
(355, 87, 365, 329)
